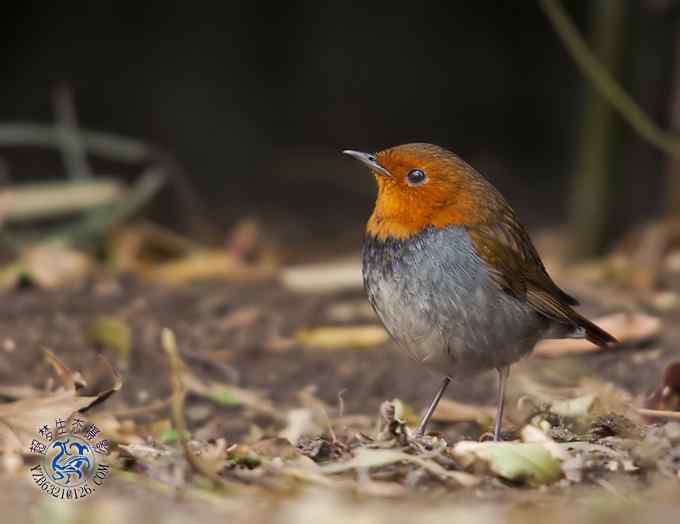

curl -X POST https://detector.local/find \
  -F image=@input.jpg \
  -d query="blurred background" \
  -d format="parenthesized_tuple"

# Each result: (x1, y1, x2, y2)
(2, 0, 679, 260)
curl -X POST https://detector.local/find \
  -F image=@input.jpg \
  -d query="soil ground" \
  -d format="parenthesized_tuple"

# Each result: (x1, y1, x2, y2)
(0, 262, 679, 523)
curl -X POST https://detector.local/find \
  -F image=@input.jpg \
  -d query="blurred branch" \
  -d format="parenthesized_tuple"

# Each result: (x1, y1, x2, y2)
(161, 328, 241, 491)
(539, 0, 680, 156)
(1, 179, 124, 223)
(0, 122, 158, 163)
(53, 86, 93, 179)
(44, 165, 167, 245)
(0, 165, 167, 248)
(0, 99, 219, 242)
(664, 28, 680, 216)
(566, 0, 628, 257)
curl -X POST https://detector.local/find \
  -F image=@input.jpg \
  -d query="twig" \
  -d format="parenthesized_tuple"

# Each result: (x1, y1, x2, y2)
(101, 398, 171, 419)
(161, 328, 244, 491)
(636, 407, 680, 420)
(112, 470, 254, 511)
(539, 0, 680, 156)
(53, 86, 92, 179)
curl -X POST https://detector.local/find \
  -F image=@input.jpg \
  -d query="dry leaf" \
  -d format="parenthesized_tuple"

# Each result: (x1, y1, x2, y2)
(644, 361, 680, 415)
(535, 313, 660, 357)
(182, 371, 283, 422)
(0, 392, 99, 453)
(0, 244, 92, 289)
(0, 352, 120, 454)
(148, 250, 273, 285)
(451, 440, 562, 486)
(43, 349, 87, 391)
(432, 399, 496, 424)
(326, 301, 376, 322)
(549, 394, 596, 418)
(281, 258, 362, 293)
(520, 425, 568, 461)
(321, 448, 479, 487)
(219, 307, 262, 331)
(294, 325, 388, 350)
(279, 409, 319, 445)
(87, 316, 132, 359)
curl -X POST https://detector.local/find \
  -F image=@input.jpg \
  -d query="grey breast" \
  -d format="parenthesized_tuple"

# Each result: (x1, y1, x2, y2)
(362, 226, 545, 379)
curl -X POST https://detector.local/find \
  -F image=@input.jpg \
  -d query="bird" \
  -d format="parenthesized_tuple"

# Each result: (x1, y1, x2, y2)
(343, 143, 616, 441)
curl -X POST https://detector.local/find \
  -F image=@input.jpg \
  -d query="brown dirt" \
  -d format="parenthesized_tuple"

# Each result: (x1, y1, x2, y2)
(1, 270, 679, 523)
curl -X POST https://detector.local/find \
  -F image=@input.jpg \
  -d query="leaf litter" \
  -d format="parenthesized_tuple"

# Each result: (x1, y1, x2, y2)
(1, 241, 680, 523)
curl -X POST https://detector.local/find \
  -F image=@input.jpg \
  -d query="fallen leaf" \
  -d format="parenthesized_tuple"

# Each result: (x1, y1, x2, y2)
(535, 313, 660, 357)
(281, 258, 362, 293)
(250, 437, 301, 461)
(159, 428, 179, 444)
(651, 291, 679, 312)
(432, 399, 496, 424)
(520, 425, 569, 461)
(0, 350, 120, 454)
(326, 301, 376, 322)
(451, 440, 562, 486)
(219, 307, 261, 331)
(0, 243, 92, 290)
(549, 394, 596, 418)
(644, 361, 680, 415)
(182, 371, 283, 421)
(321, 448, 479, 486)
(294, 325, 388, 350)
(147, 249, 273, 285)
(87, 316, 133, 359)
(224, 218, 262, 261)
(279, 409, 319, 445)
(636, 408, 680, 421)
(118, 442, 175, 461)
(0, 392, 99, 453)
(43, 349, 87, 391)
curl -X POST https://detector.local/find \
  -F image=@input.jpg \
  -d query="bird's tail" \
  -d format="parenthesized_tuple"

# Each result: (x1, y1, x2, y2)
(577, 313, 617, 347)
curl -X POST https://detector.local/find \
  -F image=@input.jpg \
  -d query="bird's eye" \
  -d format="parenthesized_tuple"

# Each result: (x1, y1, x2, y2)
(406, 169, 426, 186)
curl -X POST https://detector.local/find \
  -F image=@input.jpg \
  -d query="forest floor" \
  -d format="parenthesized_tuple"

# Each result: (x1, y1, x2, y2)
(0, 226, 679, 524)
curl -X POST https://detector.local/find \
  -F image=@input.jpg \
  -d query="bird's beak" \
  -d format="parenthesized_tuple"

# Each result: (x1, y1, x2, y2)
(342, 150, 392, 178)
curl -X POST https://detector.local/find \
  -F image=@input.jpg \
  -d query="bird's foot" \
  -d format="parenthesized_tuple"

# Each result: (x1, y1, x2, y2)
(479, 431, 498, 442)
(405, 427, 447, 452)
(479, 430, 514, 442)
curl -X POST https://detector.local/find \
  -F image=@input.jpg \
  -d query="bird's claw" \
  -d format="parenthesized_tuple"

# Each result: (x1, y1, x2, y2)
(405, 427, 447, 452)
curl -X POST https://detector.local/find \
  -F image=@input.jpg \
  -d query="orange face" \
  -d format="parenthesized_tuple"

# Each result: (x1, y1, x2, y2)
(346, 143, 498, 240)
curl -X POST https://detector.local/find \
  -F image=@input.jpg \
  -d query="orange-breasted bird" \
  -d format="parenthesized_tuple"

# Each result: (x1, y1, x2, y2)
(344, 143, 616, 441)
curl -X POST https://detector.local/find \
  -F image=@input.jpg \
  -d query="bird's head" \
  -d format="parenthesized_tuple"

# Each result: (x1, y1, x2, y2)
(344, 143, 504, 240)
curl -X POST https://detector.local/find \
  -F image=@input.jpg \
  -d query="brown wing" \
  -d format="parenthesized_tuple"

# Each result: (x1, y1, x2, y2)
(467, 208, 577, 306)
(466, 210, 616, 347)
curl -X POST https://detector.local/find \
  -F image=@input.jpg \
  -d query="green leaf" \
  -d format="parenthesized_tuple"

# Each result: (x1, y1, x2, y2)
(87, 316, 132, 358)
(207, 388, 241, 406)
(453, 442, 562, 486)
(159, 428, 178, 444)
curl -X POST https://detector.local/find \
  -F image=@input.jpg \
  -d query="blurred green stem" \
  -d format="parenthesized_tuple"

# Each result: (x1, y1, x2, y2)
(0, 122, 158, 163)
(543, 0, 628, 257)
(572, 0, 627, 256)
(540, 0, 680, 156)
(665, 29, 680, 216)
(0, 167, 167, 248)
(53, 86, 93, 179)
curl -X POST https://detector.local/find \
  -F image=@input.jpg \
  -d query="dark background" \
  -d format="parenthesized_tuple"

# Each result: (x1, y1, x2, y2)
(1, 1, 678, 257)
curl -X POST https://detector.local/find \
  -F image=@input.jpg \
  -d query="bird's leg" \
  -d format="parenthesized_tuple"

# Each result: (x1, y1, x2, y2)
(493, 366, 510, 441)
(414, 376, 451, 437)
